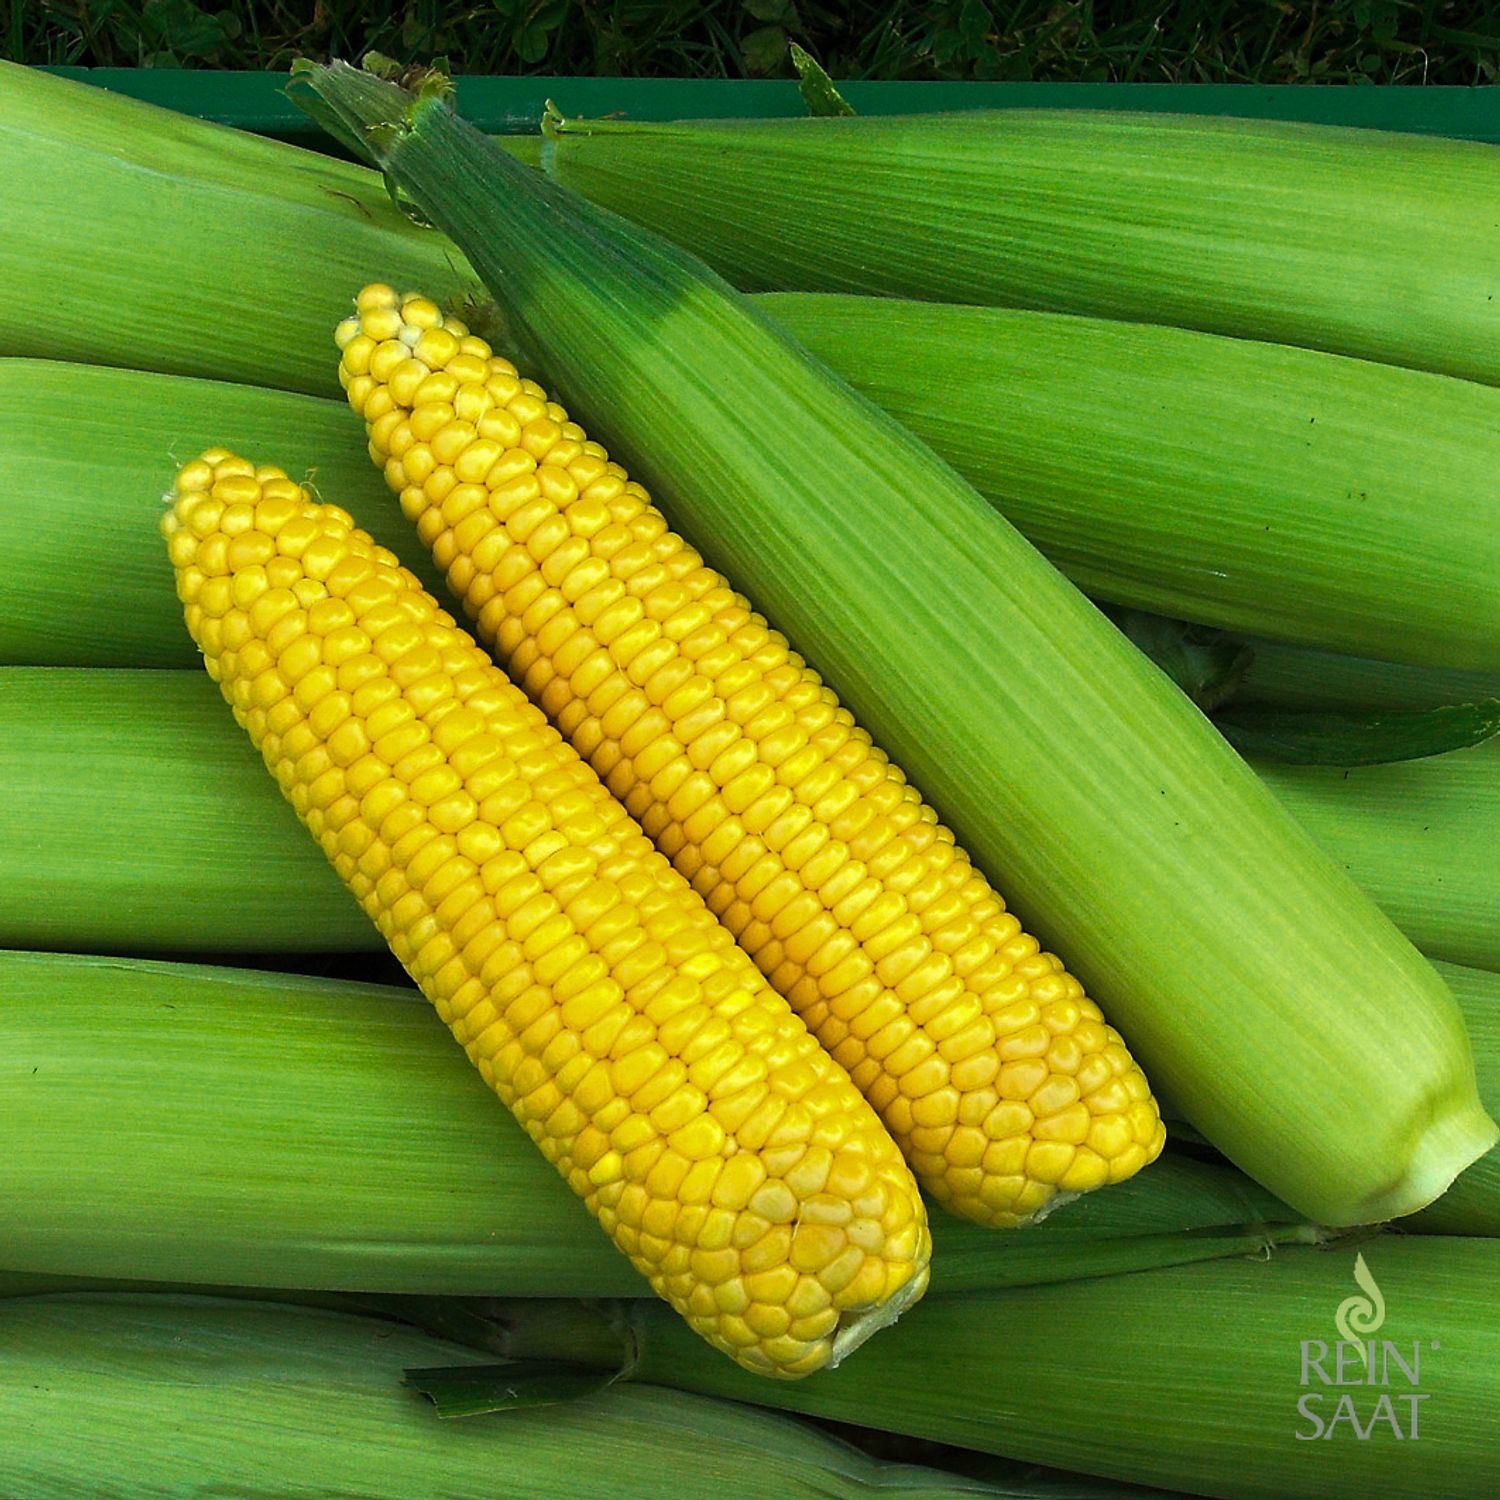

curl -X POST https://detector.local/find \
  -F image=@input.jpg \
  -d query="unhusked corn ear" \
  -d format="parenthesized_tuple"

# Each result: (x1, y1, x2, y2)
(161, 450, 929, 1379)
(337, 286, 1165, 1227)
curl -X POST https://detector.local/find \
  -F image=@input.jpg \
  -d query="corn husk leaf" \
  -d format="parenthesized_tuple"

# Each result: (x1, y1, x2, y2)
(9, 665, 1489, 994)
(1256, 740, 1500, 970)
(0, 60, 466, 395)
(1412, 961, 1500, 1235)
(0, 360, 442, 668)
(8, 303, 1500, 679)
(0, 947, 1315, 1294)
(0, 669, 372, 953)
(1216, 701, 1500, 767)
(1098, 607, 1249, 712)
(406, 1359, 626, 1418)
(484, 1238, 1500, 1500)
(519, 108, 1500, 384)
(760, 294, 1500, 671)
(1237, 638, 1500, 714)
(0, 1293, 1064, 1500)
(8, 69, 1500, 677)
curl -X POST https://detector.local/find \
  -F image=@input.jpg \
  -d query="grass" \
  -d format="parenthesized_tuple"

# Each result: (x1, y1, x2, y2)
(7, 0, 1498, 84)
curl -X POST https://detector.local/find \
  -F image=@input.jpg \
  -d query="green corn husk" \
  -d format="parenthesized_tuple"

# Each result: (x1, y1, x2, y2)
(12, 312, 1495, 675)
(491, 1238, 1500, 1500)
(1412, 962, 1500, 1235)
(0, 1291, 1193, 1500)
(1256, 740, 1499, 971)
(0, 668, 374, 953)
(10, 667, 1488, 986)
(299, 62, 1495, 1228)
(1237, 637, 1500, 713)
(1412, 1153, 1500, 1237)
(758, 294, 1500, 670)
(0, 360, 443, 668)
(0, 1279, 627, 1368)
(0, 61, 465, 395)
(5, 73, 1494, 672)
(0, 1294, 1080, 1500)
(0, 948, 1315, 1293)
(513, 107, 1500, 384)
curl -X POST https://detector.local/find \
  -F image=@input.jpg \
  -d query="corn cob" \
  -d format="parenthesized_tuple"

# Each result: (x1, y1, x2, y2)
(335, 284, 1164, 1229)
(161, 449, 928, 1378)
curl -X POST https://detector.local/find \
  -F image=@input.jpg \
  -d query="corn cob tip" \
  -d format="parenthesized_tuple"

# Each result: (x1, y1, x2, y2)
(332, 283, 1167, 1229)
(161, 448, 931, 1378)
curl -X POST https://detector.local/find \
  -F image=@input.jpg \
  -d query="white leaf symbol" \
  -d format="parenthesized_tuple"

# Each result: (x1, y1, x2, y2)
(1335, 1252, 1386, 1369)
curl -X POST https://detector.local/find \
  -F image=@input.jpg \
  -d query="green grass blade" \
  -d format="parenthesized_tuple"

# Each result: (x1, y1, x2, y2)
(0, 948, 1314, 1294)
(0, 360, 442, 667)
(789, 45, 855, 117)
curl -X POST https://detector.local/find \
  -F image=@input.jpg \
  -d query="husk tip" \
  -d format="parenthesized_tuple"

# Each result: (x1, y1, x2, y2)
(1350, 1101, 1499, 1228)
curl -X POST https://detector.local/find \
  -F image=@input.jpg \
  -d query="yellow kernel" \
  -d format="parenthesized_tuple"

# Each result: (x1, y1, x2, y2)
(999, 1059, 1050, 1100)
(743, 1302, 790, 1340)
(748, 1181, 797, 1224)
(788, 1222, 846, 1274)
(1026, 1140, 1077, 1185)
(225, 531, 275, 570)
(1029, 1074, 1082, 1118)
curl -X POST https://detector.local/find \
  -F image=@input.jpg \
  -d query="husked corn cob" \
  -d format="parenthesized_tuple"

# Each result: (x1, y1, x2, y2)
(161, 450, 929, 1379)
(337, 286, 1165, 1228)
